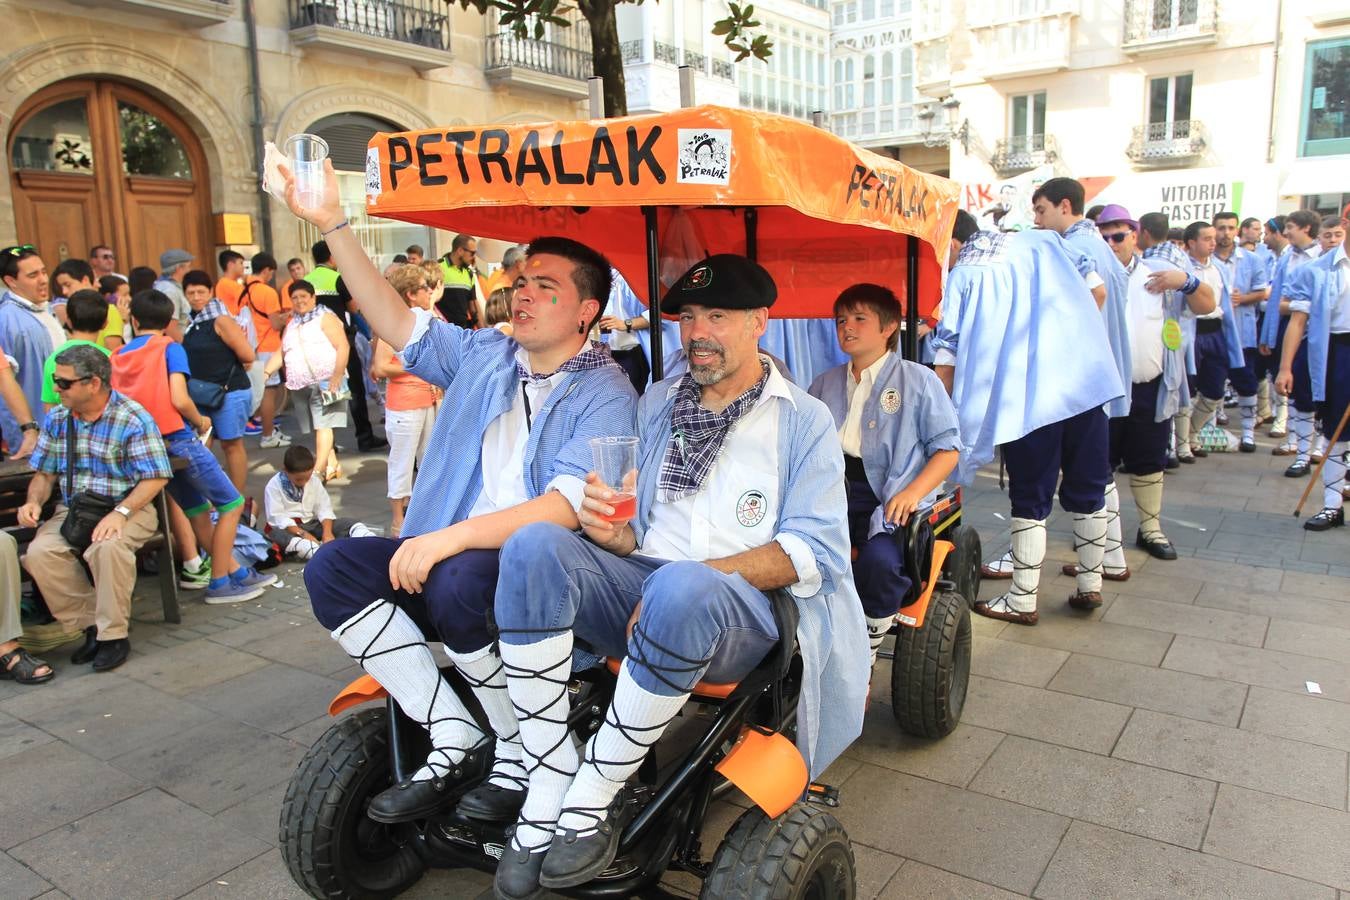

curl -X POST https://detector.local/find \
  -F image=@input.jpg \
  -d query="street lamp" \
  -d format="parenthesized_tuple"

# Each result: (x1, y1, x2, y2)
(918, 97, 970, 154)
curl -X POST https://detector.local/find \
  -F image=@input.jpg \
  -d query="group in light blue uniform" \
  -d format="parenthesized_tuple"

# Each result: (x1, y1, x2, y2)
(1260, 234, 1325, 465)
(1063, 217, 1132, 420)
(0, 291, 54, 450)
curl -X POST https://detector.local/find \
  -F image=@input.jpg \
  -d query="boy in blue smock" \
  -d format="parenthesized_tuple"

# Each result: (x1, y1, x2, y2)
(808, 284, 961, 662)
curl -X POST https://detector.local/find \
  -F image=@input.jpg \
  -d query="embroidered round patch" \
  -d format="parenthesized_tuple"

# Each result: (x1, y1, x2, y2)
(684, 265, 713, 290)
(880, 387, 902, 414)
(1162, 318, 1183, 351)
(736, 490, 767, 528)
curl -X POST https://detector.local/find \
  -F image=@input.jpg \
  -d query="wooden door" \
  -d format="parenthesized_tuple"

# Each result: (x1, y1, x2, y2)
(8, 79, 211, 271)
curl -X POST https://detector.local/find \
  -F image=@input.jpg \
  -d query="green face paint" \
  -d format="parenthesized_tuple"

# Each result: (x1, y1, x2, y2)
(551, 295, 558, 304)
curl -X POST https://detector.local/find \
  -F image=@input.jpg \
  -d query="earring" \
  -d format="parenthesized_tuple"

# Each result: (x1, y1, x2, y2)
(578, 323, 586, 334)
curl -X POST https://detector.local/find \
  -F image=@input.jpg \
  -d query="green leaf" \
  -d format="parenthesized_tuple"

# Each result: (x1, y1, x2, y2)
(711, 19, 733, 35)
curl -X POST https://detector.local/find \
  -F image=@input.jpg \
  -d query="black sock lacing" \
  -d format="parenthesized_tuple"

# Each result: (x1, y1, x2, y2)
(455, 654, 528, 791)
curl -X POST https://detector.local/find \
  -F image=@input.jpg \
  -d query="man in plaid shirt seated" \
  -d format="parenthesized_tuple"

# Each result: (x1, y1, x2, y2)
(18, 344, 172, 673)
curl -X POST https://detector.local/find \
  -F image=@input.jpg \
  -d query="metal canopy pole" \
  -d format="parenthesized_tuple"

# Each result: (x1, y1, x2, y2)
(644, 206, 663, 382)
(904, 237, 920, 362)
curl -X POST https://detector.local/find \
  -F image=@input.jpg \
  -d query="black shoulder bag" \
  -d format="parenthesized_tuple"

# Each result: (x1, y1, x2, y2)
(58, 418, 119, 554)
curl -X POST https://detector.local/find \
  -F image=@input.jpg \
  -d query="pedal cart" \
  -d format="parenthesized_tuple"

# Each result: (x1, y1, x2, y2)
(279, 105, 967, 899)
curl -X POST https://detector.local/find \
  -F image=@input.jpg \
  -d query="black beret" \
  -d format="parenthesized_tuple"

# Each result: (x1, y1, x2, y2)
(659, 254, 777, 314)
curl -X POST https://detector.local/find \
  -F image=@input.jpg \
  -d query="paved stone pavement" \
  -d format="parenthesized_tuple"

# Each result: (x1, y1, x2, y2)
(2, 417, 1348, 899)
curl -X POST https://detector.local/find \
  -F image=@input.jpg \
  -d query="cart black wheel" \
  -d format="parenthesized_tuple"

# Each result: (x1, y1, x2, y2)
(891, 589, 971, 739)
(279, 708, 425, 900)
(702, 802, 855, 900)
(946, 524, 982, 608)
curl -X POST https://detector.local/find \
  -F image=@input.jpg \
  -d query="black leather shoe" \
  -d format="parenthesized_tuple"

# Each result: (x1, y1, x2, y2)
(1190, 446, 1209, 458)
(91, 638, 129, 672)
(70, 626, 98, 665)
(358, 438, 389, 453)
(1177, 453, 1196, 465)
(1135, 530, 1178, 560)
(1285, 460, 1311, 478)
(539, 791, 632, 889)
(494, 827, 547, 900)
(367, 775, 457, 824)
(1239, 438, 1256, 453)
(457, 782, 526, 823)
(1165, 454, 1180, 470)
(1303, 507, 1345, 532)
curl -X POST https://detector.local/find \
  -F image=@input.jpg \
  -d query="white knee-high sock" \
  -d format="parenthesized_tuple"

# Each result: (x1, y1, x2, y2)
(865, 614, 896, 667)
(1072, 505, 1110, 594)
(1001, 517, 1046, 612)
(498, 633, 578, 854)
(1101, 481, 1127, 574)
(1239, 395, 1257, 442)
(1131, 472, 1166, 541)
(1293, 409, 1315, 462)
(332, 600, 483, 782)
(349, 522, 376, 538)
(1174, 410, 1192, 455)
(1323, 441, 1348, 511)
(1190, 396, 1219, 441)
(446, 645, 526, 792)
(1274, 393, 1289, 434)
(556, 661, 687, 836)
(1257, 380, 1271, 421)
(1313, 432, 1328, 459)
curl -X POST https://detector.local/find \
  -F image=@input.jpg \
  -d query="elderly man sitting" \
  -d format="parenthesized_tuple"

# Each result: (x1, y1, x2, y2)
(19, 344, 172, 672)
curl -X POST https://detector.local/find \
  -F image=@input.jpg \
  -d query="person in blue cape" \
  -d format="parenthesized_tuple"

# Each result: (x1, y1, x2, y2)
(1213, 211, 1270, 452)
(1083, 205, 1216, 569)
(1277, 220, 1349, 531)
(490, 254, 867, 897)
(1259, 211, 1324, 470)
(1259, 216, 1292, 441)
(808, 283, 962, 662)
(0, 246, 58, 450)
(932, 211, 1124, 625)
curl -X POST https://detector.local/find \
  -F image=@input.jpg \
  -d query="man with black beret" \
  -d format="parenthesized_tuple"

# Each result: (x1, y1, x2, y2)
(488, 254, 868, 897)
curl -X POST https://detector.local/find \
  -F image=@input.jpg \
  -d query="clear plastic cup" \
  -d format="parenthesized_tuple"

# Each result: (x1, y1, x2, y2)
(589, 436, 639, 522)
(284, 133, 329, 209)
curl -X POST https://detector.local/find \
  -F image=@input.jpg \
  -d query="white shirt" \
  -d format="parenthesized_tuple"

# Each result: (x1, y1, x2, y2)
(265, 472, 335, 529)
(1192, 257, 1225, 320)
(636, 359, 821, 598)
(1123, 256, 1165, 383)
(840, 352, 890, 457)
(467, 348, 586, 518)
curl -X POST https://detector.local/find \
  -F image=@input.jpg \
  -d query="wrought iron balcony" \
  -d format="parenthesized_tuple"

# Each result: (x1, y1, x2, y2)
(620, 39, 644, 63)
(990, 133, 1059, 176)
(484, 33, 591, 99)
(711, 59, 734, 81)
(683, 49, 708, 74)
(289, 0, 451, 70)
(66, 0, 233, 28)
(1127, 120, 1207, 166)
(1123, 0, 1217, 52)
(654, 41, 680, 65)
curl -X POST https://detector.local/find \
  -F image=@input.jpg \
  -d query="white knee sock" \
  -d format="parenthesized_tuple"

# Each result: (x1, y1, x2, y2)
(1257, 380, 1271, 421)
(499, 633, 578, 854)
(1174, 410, 1192, 456)
(287, 535, 321, 560)
(332, 600, 483, 782)
(1239, 395, 1257, 442)
(349, 522, 376, 538)
(1130, 472, 1166, 541)
(446, 645, 527, 792)
(557, 661, 687, 837)
(1312, 432, 1328, 459)
(1190, 396, 1219, 442)
(1323, 441, 1348, 511)
(999, 517, 1046, 613)
(1072, 505, 1109, 594)
(865, 614, 896, 667)
(984, 548, 1013, 576)
(1293, 409, 1315, 462)
(1101, 481, 1127, 575)
(1274, 394, 1289, 434)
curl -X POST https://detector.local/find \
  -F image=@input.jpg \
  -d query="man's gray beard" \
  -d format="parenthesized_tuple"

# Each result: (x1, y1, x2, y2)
(690, 362, 727, 385)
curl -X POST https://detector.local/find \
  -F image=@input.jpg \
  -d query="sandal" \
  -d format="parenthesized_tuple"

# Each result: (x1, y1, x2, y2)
(0, 647, 54, 685)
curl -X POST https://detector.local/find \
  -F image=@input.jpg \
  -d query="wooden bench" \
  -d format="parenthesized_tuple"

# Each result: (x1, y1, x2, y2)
(0, 458, 181, 624)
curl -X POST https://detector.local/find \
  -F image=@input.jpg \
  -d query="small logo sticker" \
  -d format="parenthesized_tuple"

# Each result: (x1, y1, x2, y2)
(677, 129, 731, 185)
(365, 147, 383, 201)
(736, 490, 768, 528)
(880, 388, 902, 414)
(685, 265, 713, 290)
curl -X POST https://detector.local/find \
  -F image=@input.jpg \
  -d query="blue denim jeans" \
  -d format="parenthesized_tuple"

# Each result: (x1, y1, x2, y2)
(164, 431, 243, 517)
(494, 522, 779, 696)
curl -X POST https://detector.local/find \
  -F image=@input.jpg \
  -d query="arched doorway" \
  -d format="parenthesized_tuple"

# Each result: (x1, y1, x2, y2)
(8, 79, 211, 270)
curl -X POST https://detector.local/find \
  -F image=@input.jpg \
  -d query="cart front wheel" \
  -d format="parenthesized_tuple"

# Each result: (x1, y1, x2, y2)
(891, 589, 971, 739)
(702, 802, 855, 900)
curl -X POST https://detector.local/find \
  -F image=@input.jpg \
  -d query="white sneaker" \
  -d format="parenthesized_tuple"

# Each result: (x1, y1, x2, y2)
(260, 430, 293, 448)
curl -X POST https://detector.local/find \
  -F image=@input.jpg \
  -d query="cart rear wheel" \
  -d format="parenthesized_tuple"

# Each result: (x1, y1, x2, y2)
(891, 589, 971, 739)
(702, 802, 855, 900)
(946, 524, 982, 608)
(279, 708, 425, 900)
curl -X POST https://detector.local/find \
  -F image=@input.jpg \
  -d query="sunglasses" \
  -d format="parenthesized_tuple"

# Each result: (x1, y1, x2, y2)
(52, 375, 92, 390)
(1100, 232, 1131, 244)
(4, 244, 36, 257)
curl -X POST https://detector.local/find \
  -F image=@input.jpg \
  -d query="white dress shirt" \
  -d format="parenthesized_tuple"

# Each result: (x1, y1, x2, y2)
(840, 352, 891, 457)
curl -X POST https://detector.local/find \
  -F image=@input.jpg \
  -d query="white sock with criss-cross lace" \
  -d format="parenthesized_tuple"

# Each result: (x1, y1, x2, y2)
(986, 517, 1045, 614)
(446, 645, 526, 792)
(1101, 481, 1127, 575)
(1072, 505, 1110, 595)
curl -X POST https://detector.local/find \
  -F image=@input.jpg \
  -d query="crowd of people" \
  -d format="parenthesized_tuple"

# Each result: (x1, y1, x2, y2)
(0, 151, 1344, 899)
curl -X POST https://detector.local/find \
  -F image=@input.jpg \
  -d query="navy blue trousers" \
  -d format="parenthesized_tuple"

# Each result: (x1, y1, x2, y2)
(1003, 407, 1109, 521)
(1319, 337, 1350, 439)
(1292, 342, 1316, 414)
(1192, 326, 1230, 400)
(1253, 313, 1280, 381)
(1229, 348, 1258, 396)
(305, 537, 499, 653)
(845, 468, 912, 619)
(1109, 377, 1170, 477)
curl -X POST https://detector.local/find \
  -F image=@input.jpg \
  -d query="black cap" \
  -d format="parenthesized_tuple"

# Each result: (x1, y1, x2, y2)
(659, 254, 777, 314)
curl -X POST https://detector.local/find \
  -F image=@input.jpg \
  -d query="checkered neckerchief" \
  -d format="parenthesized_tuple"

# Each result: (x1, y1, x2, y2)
(186, 298, 230, 332)
(658, 360, 770, 502)
(955, 230, 1011, 267)
(292, 306, 327, 326)
(1065, 218, 1099, 242)
(513, 341, 613, 382)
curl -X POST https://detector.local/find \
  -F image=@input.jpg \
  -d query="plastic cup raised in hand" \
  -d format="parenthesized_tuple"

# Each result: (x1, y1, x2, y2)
(589, 436, 639, 523)
(284, 133, 329, 209)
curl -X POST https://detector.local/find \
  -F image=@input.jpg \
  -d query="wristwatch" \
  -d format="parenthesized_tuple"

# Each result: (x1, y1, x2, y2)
(624, 318, 633, 332)
(114, 505, 132, 518)
(19, 421, 37, 433)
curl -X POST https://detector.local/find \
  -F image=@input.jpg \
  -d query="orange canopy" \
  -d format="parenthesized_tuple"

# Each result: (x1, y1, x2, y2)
(363, 105, 959, 320)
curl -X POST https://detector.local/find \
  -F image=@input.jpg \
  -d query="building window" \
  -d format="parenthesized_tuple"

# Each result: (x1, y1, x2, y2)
(900, 47, 913, 103)
(1301, 37, 1349, 158)
(833, 2, 844, 26)
(881, 51, 895, 105)
(881, 0, 894, 15)
(1151, 0, 1198, 32)
(11, 98, 95, 173)
(1148, 73, 1193, 142)
(863, 55, 876, 108)
(846, 1, 857, 24)
(862, 0, 876, 18)
(845, 59, 856, 107)
(833, 60, 844, 109)
(1010, 91, 1047, 146)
